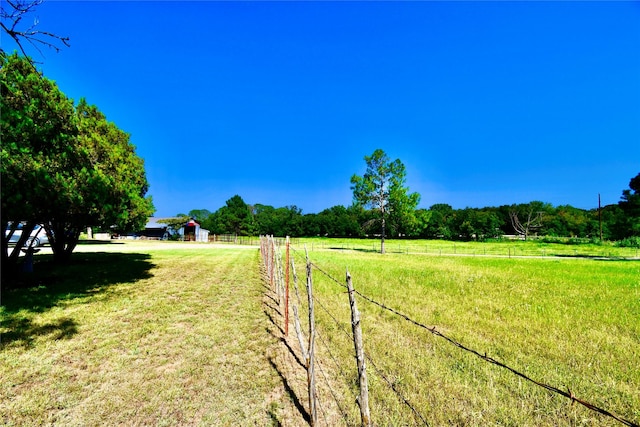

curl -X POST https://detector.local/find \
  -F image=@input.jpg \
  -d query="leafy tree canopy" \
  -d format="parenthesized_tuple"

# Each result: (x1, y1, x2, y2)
(619, 172, 640, 236)
(1, 53, 153, 267)
(351, 149, 420, 253)
(209, 195, 256, 236)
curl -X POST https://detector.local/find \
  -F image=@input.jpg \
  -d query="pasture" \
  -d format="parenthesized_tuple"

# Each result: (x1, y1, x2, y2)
(289, 246, 639, 425)
(1, 240, 638, 426)
(299, 236, 640, 259)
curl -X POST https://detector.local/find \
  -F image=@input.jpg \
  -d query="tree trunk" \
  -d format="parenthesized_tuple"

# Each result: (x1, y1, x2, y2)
(381, 215, 386, 254)
(1, 221, 37, 283)
(47, 222, 80, 264)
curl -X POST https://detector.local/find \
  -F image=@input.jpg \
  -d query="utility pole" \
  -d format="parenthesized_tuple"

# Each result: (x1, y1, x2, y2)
(598, 193, 603, 241)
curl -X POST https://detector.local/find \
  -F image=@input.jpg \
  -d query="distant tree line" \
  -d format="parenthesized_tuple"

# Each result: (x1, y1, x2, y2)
(181, 171, 640, 245)
(179, 152, 639, 245)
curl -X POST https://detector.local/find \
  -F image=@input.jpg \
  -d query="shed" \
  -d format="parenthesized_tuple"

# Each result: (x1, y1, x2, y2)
(140, 217, 172, 240)
(141, 217, 209, 242)
(180, 219, 210, 242)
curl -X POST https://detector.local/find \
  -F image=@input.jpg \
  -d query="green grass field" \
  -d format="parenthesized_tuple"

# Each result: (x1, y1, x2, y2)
(286, 245, 640, 426)
(1, 240, 638, 426)
(298, 237, 640, 259)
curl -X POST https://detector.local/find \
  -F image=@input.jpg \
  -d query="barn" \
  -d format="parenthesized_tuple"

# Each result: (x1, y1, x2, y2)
(141, 217, 210, 242)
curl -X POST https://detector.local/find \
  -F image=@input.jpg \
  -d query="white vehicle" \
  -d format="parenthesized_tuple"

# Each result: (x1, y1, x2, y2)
(5, 223, 49, 247)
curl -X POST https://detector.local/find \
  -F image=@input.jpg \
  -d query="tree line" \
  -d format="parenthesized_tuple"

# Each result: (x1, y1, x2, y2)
(180, 178, 639, 246)
(181, 196, 637, 243)
(176, 150, 639, 247)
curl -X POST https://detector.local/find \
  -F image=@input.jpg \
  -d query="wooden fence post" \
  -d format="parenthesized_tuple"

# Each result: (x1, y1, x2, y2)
(305, 246, 318, 426)
(275, 239, 283, 304)
(285, 236, 290, 336)
(271, 236, 276, 292)
(293, 305, 308, 365)
(346, 270, 371, 427)
(290, 255, 308, 365)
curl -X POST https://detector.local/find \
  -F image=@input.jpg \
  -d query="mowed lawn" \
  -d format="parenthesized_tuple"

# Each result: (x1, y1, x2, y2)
(1, 245, 302, 426)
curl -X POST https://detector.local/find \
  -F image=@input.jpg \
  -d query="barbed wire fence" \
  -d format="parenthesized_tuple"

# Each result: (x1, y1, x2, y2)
(259, 235, 639, 427)
(300, 240, 640, 260)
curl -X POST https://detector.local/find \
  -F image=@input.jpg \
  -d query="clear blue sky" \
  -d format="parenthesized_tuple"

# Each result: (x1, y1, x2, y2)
(6, 1, 640, 216)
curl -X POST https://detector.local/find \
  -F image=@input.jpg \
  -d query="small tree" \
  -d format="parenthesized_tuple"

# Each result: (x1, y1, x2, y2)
(509, 202, 547, 240)
(158, 216, 190, 239)
(350, 149, 420, 254)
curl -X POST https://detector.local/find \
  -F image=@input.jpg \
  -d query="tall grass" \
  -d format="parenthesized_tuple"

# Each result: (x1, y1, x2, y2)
(288, 246, 639, 425)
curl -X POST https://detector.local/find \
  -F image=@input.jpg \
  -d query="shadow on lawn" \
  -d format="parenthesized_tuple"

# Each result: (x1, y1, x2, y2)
(261, 278, 310, 425)
(1, 252, 154, 348)
(331, 246, 406, 254)
(553, 254, 640, 261)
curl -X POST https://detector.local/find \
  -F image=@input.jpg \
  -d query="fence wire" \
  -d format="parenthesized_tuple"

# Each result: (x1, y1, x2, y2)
(264, 237, 638, 427)
(349, 288, 638, 427)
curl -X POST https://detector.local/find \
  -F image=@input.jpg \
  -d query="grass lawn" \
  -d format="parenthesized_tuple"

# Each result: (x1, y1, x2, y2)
(1, 245, 306, 426)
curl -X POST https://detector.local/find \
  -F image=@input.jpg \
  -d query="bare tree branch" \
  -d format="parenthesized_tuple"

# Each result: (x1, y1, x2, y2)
(509, 207, 543, 240)
(1, 0, 70, 63)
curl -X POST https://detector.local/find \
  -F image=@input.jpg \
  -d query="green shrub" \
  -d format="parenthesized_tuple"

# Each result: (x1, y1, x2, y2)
(615, 236, 640, 248)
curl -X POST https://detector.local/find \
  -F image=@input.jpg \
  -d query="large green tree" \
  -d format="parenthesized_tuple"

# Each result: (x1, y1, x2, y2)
(211, 195, 256, 237)
(1, 52, 78, 269)
(350, 149, 420, 253)
(49, 99, 154, 261)
(1, 53, 153, 267)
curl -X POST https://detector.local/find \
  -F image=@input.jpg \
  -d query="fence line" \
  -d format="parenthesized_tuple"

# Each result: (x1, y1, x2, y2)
(288, 244, 637, 427)
(290, 242, 445, 425)
(213, 233, 639, 260)
(302, 240, 640, 260)
(260, 235, 638, 427)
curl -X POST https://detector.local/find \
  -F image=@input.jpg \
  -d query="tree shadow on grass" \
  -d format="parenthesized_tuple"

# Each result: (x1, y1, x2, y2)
(75, 239, 125, 245)
(1, 316, 78, 348)
(1, 252, 154, 349)
(553, 254, 640, 261)
(350, 247, 381, 254)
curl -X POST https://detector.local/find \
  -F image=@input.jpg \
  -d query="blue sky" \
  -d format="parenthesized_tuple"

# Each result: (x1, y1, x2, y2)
(6, 1, 640, 216)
